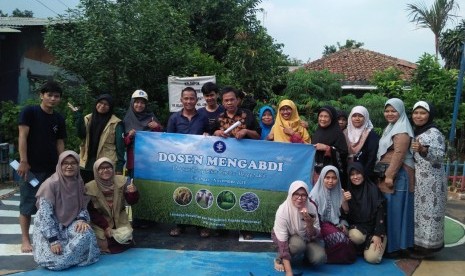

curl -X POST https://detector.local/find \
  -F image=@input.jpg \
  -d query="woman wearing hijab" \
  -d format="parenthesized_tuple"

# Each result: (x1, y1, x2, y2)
(32, 151, 100, 270)
(123, 90, 162, 178)
(346, 162, 387, 264)
(410, 101, 447, 258)
(312, 106, 348, 185)
(310, 165, 355, 264)
(272, 180, 326, 274)
(344, 106, 380, 180)
(70, 94, 125, 182)
(268, 100, 310, 143)
(376, 98, 415, 257)
(85, 157, 139, 254)
(258, 105, 275, 140)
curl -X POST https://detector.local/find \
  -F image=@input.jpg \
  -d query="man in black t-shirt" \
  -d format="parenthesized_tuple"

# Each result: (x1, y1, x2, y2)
(17, 80, 67, 253)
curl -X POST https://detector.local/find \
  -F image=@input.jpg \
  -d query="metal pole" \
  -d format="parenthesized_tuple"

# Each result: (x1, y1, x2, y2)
(449, 43, 465, 143)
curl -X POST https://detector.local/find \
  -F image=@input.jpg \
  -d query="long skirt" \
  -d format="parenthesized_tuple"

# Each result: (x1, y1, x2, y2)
(383, 167, 414, 253)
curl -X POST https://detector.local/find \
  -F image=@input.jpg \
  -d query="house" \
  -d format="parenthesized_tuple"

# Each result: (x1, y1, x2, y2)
(304, 48, 417, 94)
(0, 17, 63, 104)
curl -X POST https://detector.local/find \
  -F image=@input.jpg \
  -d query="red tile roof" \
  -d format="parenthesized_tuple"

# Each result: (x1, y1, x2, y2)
(304, 48, 417, 84)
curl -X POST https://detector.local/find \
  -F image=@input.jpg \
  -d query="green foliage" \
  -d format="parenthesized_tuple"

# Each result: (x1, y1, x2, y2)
(0, 101, 22, 155)
(439, 19, 465, 69)
(44, 0, 287, 112)
(371, 67, 406, 98)
(403, 54, 458, 134)
(11, 8, 33, 17)
(322, 39, 365, 57)
(0, 9, 33, 17)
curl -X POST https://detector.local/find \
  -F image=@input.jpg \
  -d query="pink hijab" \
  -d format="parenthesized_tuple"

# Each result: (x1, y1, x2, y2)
(36, 150, 87, 227)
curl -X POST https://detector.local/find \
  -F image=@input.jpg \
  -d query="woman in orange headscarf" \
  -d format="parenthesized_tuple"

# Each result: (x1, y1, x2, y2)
(268, 99, 310, 143)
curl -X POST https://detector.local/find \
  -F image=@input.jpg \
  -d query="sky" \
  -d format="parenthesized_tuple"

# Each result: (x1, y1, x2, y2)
(1, 0, 463, 63)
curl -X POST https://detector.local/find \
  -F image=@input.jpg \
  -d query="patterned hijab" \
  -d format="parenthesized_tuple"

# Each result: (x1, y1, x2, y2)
(258, 105, 275, 140)
(345, 106, 373, 155)
(271, 100, 310, 143)
(412, 101, 438, 136)
(274, 180, 313, 241)
(309, 165, 342, 225)
(36, 151, 87, 227)
(377, 98, 414, 167)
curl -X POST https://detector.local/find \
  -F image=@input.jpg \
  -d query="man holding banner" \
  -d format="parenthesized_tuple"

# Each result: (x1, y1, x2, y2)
(167, 87, 209, 135)
(167, 86, 210, 237)
(213, 86, 261, 140)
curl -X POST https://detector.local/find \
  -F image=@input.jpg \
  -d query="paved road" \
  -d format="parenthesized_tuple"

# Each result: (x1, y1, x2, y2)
(1, 188, 465, 275)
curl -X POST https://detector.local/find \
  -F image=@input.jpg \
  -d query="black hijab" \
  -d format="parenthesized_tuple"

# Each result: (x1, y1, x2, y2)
(413, 101, 438, 136)
(312, 106, 348, 152)
(123, 98, 156, 132)
(347, 162, 385, 223)
(88, 94, 113, 161)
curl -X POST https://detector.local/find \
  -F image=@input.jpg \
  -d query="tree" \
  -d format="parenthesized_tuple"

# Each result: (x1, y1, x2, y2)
(11, 8, 33, 17)
(0, 10, 7, 17)
(45, 0, 287, 111)
(168, 0, 288, 99)
(439, 19, 465, 69)
(322, 39, 364, 56)
(407, 0, 459, 58)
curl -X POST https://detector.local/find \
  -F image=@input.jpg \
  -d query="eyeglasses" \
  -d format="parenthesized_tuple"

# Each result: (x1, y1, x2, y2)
(292, 193, 308, 199)
(62, 162, 78, 167)
(98, 166, 113, 172)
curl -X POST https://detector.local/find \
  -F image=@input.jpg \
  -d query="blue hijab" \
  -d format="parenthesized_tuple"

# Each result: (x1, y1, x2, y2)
(258, 105, 275, 140)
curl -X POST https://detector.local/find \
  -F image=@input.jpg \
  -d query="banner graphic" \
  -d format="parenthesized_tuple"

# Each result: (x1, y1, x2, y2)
(133, 132, 315, 232)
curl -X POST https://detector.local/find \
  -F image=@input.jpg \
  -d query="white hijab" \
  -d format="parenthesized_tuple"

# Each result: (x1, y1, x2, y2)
(309, 165, 342, 225)
(273, 180, 317, 242)
(377, 98, 414, 167)
(347, 106, 373, 144)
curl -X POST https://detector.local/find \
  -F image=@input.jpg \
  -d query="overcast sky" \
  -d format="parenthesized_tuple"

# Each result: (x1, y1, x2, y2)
(1, 0, 463, 63)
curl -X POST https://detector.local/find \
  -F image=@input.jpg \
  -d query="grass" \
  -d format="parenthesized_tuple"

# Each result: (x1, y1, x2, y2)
(132, 179, 286, 232)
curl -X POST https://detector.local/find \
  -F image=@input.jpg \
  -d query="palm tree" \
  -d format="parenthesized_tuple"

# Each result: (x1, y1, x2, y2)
(407, 0, 459, 58)
(439, 19, 465, 69)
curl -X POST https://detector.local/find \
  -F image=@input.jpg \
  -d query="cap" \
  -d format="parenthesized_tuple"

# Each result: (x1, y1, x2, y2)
(413, 101, 430, 112)
(131, 89, 148, 101)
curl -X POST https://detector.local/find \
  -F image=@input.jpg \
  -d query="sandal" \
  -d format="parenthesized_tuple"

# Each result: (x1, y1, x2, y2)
(199, 228, 211, 238)
(241, 231, 254, 240)
(169, 226, 183, 237)
(274, 258, 284, 272)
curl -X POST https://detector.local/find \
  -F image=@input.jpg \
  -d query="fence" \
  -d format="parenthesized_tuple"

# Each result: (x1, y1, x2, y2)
(445, 160, 465, 192)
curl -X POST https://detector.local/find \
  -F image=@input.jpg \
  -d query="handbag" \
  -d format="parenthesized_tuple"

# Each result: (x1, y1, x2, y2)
(373, 162, 389, 178)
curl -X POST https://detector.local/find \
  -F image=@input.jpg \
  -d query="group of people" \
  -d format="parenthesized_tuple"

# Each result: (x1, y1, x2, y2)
(272, 98, 447, 274)
(16, 80, 446, 272)
(17, 81, 142, 270)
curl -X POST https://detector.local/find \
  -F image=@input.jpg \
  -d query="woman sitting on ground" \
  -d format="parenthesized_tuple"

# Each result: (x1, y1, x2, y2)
(310, 165, 356, 264)
(33, 150, 100, 270)
(272, 180, 326, 275)
(85, 157, 139, 253)
(346, 162, 387, 263)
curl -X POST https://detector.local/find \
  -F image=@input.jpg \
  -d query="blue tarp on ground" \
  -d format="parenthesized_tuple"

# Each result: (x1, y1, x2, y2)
(16, 248, 403, 276)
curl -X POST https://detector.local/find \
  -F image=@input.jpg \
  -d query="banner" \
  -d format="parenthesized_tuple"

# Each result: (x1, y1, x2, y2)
(167, 75, 216, 112)
(133, 132, 315, 232)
